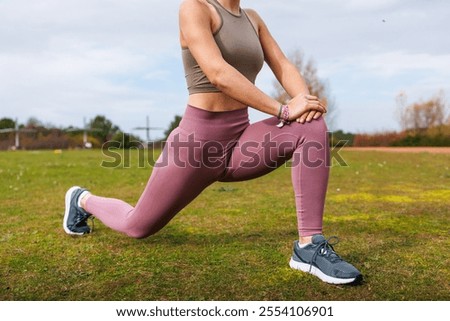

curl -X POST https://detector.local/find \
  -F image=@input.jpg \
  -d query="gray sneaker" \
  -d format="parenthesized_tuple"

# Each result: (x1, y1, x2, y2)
(289, 234, 362, 284)
(63, 186, 92, 235)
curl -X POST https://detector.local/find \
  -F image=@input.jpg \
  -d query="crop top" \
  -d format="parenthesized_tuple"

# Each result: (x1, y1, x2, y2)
(181, 0, 264, 94)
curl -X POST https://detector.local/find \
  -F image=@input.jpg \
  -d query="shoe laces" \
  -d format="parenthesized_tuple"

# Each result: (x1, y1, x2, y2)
(309, 236, 342, 271)
(88, 216, 95, 232)
(74, 206, 91, 225)
(74, 207, 95, 233)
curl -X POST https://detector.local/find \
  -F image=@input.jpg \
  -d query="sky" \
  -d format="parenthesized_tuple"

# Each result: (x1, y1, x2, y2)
(1, 0, 449, 139)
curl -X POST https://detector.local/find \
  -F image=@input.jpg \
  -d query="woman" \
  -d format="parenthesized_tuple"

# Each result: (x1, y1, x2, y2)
(63, 0, 362, 285)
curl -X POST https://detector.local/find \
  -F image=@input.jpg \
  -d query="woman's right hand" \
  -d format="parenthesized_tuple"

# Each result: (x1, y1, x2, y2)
(287, 93, 327, 122)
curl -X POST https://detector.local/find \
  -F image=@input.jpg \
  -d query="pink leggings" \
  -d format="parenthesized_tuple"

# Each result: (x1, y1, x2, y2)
(85, 105, 330, 238)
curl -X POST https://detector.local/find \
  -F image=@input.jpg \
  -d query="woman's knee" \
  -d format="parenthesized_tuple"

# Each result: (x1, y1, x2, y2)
(126, 228, 158, 239)
(125, 223, 161, 239)
(297, 116, 328, 142)
(308, 116, 328, 133)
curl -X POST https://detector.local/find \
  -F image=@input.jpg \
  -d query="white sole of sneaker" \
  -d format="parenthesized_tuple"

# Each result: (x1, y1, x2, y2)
(63, 186, 85, 235)
(289, 258, 358, 285)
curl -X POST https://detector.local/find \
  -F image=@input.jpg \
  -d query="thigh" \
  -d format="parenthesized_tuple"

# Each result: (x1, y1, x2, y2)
(129, 127, 222, 235)
(219, 116, 300, 182)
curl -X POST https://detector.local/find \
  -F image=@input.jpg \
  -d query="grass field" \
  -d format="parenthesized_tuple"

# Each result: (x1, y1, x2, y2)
(0, 148, 449, 300)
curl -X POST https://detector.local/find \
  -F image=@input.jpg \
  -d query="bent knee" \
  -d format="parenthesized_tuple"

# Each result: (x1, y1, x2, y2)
(126, 230, 149, 239)
(307, 116, 328, 133)
(125, 226, 161, 239)
(296, 116, 328, 140)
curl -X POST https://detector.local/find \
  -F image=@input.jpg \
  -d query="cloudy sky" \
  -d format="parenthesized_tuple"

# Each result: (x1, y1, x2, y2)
(1, 0, 449, 139)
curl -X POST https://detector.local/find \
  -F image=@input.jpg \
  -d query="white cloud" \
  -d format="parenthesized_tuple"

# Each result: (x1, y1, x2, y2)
(359, 51, 450, 77)
(320, 51, 450, 78)
(342, 0, 403, 11)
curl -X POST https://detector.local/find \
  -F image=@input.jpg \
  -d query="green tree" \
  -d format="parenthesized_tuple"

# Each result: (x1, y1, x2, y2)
(110, 131, 144, 149)
(0, 118, 15, 130)
(89, 115, 120, 142)
(26, 117, 43, 129)
(331, 129, 355, 147)
(164, 115, 182, 140)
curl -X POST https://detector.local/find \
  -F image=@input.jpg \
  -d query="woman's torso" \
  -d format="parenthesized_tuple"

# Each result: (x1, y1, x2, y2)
(180, 0, 263, 112)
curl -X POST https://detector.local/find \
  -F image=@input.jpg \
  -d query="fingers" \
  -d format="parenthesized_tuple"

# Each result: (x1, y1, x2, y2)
(319, 99, 328, 112)
(303, 96, 326, 113)
(305, 111, 321, 123)
(296, 111, 323, 124)
(306, 101, 327, 113)
(304, 95, 327, 113)
(306, 110, 317, 122)
(313, 111, 323, 119)
(301, 111, 314, 123)
(296, 111, 310, 124)
(305, 94, 319, 101)
(288, 94, 327, 121)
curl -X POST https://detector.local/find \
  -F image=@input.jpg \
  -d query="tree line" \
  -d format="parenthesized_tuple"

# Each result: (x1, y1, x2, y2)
(0, 115, 142, 150)
(338, 91, 450, 147)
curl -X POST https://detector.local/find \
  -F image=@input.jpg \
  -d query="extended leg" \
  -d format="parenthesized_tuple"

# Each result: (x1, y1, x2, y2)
(83, 128, 219, 238)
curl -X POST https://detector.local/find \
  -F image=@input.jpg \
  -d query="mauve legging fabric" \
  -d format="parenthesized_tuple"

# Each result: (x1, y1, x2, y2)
(85, 105, 330, 238)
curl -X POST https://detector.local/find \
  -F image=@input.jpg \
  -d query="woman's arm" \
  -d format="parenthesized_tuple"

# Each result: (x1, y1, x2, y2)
(179, 0, 280, 116)
(179, 0, 325, 120)
(246, 9, 326, 123)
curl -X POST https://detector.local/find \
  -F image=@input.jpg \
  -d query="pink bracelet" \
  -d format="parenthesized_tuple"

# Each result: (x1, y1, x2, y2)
(277, 105, 290, 128)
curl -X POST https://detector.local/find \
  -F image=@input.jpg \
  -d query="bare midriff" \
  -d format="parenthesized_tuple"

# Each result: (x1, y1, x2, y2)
(187, 92, 247, 112)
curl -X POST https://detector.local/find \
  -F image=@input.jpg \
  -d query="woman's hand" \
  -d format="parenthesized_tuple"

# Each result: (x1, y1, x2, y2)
(287, 93, 327, 123)
(296, 110, 324, 124)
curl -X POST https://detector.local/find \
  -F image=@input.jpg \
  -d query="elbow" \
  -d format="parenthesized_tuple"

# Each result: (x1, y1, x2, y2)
(208, 65, 231, 92)
(209, 71, 226, 90)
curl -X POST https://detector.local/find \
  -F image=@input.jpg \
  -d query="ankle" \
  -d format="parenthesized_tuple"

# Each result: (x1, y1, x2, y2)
(299, 236, 313, 245)
(79, 192, 91, 210)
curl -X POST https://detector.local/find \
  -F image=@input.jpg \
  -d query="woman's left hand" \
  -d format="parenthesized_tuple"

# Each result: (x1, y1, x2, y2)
(296, 110, 323, 123)
(296, 99, 327, 123)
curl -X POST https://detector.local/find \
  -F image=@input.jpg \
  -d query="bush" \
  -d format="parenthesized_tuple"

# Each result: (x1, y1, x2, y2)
(351, 124, 450, 147)
(352, 131, 406, 147)
(110, 132, 144, 149)
(390, 133, 450, 146)
(330, 130, 355, 147)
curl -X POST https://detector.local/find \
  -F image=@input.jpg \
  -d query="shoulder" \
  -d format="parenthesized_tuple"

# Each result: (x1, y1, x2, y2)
(243, 8, 263, 21)
(179, 0, 214, 26)
(243, 8, 265, 28)
(179, 0, 212, 28)
(180, 0, 211, 14)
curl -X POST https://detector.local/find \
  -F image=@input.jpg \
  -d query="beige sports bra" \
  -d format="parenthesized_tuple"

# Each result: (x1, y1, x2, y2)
(181, 0, 264, 95)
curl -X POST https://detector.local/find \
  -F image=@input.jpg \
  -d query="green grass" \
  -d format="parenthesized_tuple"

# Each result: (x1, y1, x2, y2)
(0, 149, 449, 300)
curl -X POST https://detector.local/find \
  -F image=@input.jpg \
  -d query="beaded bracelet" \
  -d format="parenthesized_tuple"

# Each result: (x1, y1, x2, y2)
(277, 105, 290, 128)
